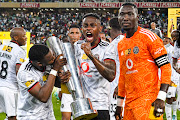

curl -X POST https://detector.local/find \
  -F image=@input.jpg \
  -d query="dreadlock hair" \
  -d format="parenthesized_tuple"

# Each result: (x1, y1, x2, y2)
(29, 44, 49, 62)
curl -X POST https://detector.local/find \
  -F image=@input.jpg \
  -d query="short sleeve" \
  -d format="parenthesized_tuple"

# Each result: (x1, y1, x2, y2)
(18, 71, 40, 91)
(16, 49, 26, 64)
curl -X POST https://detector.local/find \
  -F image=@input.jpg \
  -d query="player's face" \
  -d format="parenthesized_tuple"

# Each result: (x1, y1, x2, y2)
(171, 31, 179, 43)
(43, 49, 56, 65)
(118, 5, 138, 31)
(163, 38, 170, 45)
(68, 28, 82, 44)
(82, 16, 101, 43)
(17, 30, 27, 46)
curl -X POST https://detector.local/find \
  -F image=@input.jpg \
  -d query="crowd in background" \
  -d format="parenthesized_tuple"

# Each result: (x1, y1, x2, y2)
(0, 8, 168, 44)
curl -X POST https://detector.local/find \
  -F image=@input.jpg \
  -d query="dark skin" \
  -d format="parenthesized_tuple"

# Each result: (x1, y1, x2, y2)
(10, 27, 27, 75)
(172, 30, 180, 73)
(29, 51, 71, 103)
(7, 27, 27, 120)
(115, 5, 169, 119)
(81, 16, 115, 82)
(167, 30, 179, 104)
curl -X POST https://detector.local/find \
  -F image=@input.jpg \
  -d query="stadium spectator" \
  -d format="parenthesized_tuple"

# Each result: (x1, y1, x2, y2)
(74, 13, 116, 119)
(0, 27, 27, 120)
(16, 44, 71, 119)
(115, 3, 171, 120)
(104, 17, 124, 120)
(150, 22, 163, 39)
(165, 30, 179, 120)
(60, 24, 82, 120)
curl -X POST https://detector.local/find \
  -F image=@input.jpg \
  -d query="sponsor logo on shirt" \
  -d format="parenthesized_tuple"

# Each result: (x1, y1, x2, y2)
(125, 48, 131, 55)
(126, 70, 138, 74)
(25, 80, 35, 87)
(126, 59, 133, 69)
(2, 45, 13, 52)
(154, 47, 163, 55)
(133, 46, 139, 54)
(81, 62, 89, 72)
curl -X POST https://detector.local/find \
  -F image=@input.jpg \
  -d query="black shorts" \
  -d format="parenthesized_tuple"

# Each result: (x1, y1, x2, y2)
(91, 110, 110, 120)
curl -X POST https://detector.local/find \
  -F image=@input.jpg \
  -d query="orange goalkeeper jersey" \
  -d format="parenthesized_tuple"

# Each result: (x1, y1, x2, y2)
(117, 27, 171, 109)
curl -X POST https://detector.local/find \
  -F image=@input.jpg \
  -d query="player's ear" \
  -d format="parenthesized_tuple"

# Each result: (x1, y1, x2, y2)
(14, 36, 18, 41)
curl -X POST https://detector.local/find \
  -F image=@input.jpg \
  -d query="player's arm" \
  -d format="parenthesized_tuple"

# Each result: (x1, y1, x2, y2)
(147, 34, 171, 117)
(29, 56, 69, 103)
(16, 64, 21, 75)
(81, 42, 115, 82)
(115, 70, 125, 120)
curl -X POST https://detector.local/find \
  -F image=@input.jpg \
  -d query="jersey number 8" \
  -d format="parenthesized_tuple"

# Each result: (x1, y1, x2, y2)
(0, 61, 8, 79)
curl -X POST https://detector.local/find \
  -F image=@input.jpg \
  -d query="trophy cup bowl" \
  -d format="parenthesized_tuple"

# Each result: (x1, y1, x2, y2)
(46, 36, 98, 120)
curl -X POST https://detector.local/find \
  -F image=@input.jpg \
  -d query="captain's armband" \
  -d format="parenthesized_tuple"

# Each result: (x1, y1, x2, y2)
(154, 54, 169, 68)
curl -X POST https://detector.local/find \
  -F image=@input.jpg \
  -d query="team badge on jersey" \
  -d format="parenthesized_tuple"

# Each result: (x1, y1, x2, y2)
(81, 62, 89, 72)
(126, 59, 133, 69)
(125, 48, 131, 55)
(20, 58, 25, 62)
(82, 54, 89, 60)
(2, 45, 13, 52)
(133, 46, 139, 54)
(25, 80, 35, 87)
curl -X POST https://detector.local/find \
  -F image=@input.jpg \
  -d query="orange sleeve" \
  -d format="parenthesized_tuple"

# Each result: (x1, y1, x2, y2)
(146, 34, 171, 84)
(118, 68, 126, 97)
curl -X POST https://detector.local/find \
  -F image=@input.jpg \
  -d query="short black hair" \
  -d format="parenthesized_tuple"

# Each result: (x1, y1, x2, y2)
(82, 13, 101, 21)
(69, 24, 81, 30)
(29, 44, 49, 62)
(122, 2, 137, 8)
(109, 17, 121, 31)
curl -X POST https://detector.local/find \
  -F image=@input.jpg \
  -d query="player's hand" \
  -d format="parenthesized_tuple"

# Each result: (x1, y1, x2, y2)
(115, 106, 123, 120)
(113, 86, 118, 99)
(153, 99, 165, 117)
(53, 54, 67, 71)
(81, 42, 92, 57)
(58, 70, 71, 84)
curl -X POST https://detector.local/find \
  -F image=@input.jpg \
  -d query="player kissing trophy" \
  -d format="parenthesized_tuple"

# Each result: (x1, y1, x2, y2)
(46, 36, 97, 120)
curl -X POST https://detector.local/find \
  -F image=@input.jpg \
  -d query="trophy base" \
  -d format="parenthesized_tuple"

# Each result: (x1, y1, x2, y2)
(71, 98, 98, 120)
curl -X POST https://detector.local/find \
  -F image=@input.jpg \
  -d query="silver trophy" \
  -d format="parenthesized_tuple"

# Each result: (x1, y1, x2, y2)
(46, 36, 97, 120)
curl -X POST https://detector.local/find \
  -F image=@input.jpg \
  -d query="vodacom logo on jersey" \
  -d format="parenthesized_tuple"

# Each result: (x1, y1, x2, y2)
(126, 58, 133, 69)
(81, 62, 89, 72)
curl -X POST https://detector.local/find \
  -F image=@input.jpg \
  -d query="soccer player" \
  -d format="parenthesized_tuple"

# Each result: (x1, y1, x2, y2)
(0, 27, 27, 120)
(16, 44, 71, 119)
(115, 3, 171, 120)
(60, 24, 82, 120)
(74, 13, 116, 119)
(163, 37, 171, 46)
(99, 32, 106, 42)
(105, 17, 124, 120)
(165, 30, 179, 120)
(68, 24, 82, 45)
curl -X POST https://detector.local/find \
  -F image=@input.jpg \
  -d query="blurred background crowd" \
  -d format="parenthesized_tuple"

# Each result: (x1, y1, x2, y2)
(0, 7, 169, 44)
